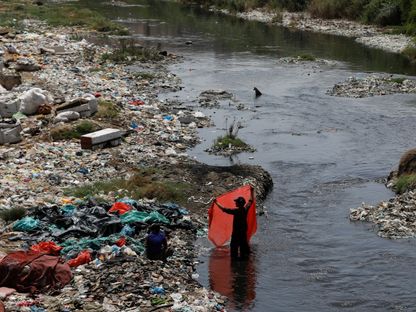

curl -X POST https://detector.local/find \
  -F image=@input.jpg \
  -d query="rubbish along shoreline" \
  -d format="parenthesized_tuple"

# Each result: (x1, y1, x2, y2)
(0, 13, 273, 312)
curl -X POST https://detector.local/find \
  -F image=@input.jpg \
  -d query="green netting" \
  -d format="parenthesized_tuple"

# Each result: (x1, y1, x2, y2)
(60, 235, 121, 255)
(120, 210, 169, 224)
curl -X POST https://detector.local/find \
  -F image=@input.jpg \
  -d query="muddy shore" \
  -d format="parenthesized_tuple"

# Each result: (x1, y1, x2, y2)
(0, 15, 272, 312)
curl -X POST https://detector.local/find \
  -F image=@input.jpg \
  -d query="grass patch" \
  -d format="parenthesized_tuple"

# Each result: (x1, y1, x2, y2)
(214, 135, 249, 150)
(0, 207, 26, 222)
(395, 174, 416, 194)
(133, 72, 158, 80)
(0, 1, 129, 35)
(389, 77, 406, 84)
(94, 100, 120, 119)
(50, 120, 99, 141)
(297, 53, 316, 61)
(402, 45, 416, 62)
(101, 40, 163, 64)
(65, 169, 190, 204)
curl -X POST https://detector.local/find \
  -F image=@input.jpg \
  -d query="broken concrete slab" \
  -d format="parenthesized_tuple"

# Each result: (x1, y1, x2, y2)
(0, 123, 21, 144)
(81, 128, 122, 149)
(0, 95, 20, 118)
(56, 94, 98, 117)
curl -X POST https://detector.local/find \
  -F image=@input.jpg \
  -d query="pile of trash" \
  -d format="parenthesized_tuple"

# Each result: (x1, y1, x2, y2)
(327, 75, 416, 98)
(0, 198, 226, 310)
(350, 190, 416, 239)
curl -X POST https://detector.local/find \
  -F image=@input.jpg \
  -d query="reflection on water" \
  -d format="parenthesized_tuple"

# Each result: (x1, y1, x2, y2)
(209, 247, 257, 311)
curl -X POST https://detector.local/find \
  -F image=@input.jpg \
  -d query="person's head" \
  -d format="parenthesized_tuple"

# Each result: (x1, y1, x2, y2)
(150, 223, 160, 233)
(234, 196, 246, 208)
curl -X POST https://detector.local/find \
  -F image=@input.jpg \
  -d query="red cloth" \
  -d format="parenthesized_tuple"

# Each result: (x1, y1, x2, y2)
(109, 202, 132, 215)
(30, 241, 62, 255)
(208, 185, 257, 247)
(0, 251, 72, 293)
(67, 250, 92, 267)
(115, 236, 126, 247)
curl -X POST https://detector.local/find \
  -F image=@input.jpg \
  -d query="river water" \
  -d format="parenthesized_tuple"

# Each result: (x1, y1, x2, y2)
(86, 1, 416, 311)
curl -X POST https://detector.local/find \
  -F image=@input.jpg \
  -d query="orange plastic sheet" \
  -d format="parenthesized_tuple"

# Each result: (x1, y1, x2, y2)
(109, 202, 132, 215)
(208, 185, 257, 247)
(67, 250, 92, 268)
(30, 241, 62, 255)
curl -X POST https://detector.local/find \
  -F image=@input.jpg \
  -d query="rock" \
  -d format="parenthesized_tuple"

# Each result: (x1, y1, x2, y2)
(14, 58, 41, 72)
(56, 94, 98, 117)
(19, 88, 52, 115)
(0, 95, 20, 118)
(0, 73, 21, 91)
(0, 123, 22, 145)
(54, 111, 81, 123)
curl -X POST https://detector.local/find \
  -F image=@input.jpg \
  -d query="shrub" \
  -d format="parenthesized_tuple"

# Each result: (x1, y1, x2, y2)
(95, 100, 120, 119)
(51, 120, 98, 141)
(0, 207, 26, 222)
(395, 174, 416, 193)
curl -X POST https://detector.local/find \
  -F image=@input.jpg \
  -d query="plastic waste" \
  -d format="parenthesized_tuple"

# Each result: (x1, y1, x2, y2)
(67, 250, 92, 267)
(19, 88, 51, 115)
(120, 224, 135, 236)
(30, 241, 62, 255)
(109, 202, 132, 215)
(150, 286, 165, 295)
(13, 217, 40, 232)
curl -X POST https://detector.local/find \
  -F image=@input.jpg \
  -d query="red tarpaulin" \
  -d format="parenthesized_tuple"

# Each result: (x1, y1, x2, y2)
(208, 185, 256, 247)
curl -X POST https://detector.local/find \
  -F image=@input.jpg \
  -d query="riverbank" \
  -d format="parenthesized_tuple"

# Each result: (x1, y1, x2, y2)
(0, 11, 272, 312)
(209, 8, 413, 55)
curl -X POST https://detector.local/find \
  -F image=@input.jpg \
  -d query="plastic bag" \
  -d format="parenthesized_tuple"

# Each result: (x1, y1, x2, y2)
(108, 202, 132, 215)
(13, 217, 40, 232)
(67, 250, 92, 267)
(30, 241, 62, 255)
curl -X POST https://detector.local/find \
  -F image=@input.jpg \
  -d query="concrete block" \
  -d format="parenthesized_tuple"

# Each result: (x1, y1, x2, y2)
(81, 128, 122, 149)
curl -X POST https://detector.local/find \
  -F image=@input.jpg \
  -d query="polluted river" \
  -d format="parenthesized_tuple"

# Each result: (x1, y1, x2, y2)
(83, 1, 416, 311)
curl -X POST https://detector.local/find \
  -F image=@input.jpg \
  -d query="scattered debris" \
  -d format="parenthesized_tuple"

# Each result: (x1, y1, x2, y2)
(327, 75, 416, 98)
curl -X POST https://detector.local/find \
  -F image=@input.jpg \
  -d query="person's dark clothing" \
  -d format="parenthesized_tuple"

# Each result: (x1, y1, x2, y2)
(222, 205, 251, 259)
(146, 231, 167, 260)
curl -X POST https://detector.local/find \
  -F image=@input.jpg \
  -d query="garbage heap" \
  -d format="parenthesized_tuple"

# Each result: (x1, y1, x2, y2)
(0, 198, 225, 311)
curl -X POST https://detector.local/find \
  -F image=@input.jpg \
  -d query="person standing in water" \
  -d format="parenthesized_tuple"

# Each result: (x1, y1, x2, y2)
(214, 187, 255, 259)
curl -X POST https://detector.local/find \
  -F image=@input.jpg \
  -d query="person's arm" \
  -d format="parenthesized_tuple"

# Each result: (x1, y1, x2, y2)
(245, 187, 255, 210)
(214, 199, 235, 214)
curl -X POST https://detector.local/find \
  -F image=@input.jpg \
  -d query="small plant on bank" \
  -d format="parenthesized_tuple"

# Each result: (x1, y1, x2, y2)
(101, 39, 163, 64)
(210, 119, 254, 155)
(94, 99, 120, 119)
(389, 77, 406, 84)
(394, 174, 416, 194)
(50, 120, 99, 141)
(297, 53, 316, 61)
(0, 207, 26, 222)
(64, 168, 190, 204)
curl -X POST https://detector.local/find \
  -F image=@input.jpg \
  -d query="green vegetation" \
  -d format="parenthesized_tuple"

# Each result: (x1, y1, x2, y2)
(65, 169, 190, 204)
(214, 135, 249, 149)
(402, 44, 416, 61)
(182, 0, 416, 34)
(212, 120, 252, 151)
(297, 53, 316, 61)
(101, 40, 163, 64)
(0, 207, 26, 222)
(0, 1, 129, 35)
(133, 72, 159, 80)
(395, 174, 416, 193)
(50, 120, 99, 141)
(389, 76, 406, 83)
(95, 100, 120, 119)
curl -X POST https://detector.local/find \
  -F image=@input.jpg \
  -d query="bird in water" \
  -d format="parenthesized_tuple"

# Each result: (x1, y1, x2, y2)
(253, 87, 262, 97)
